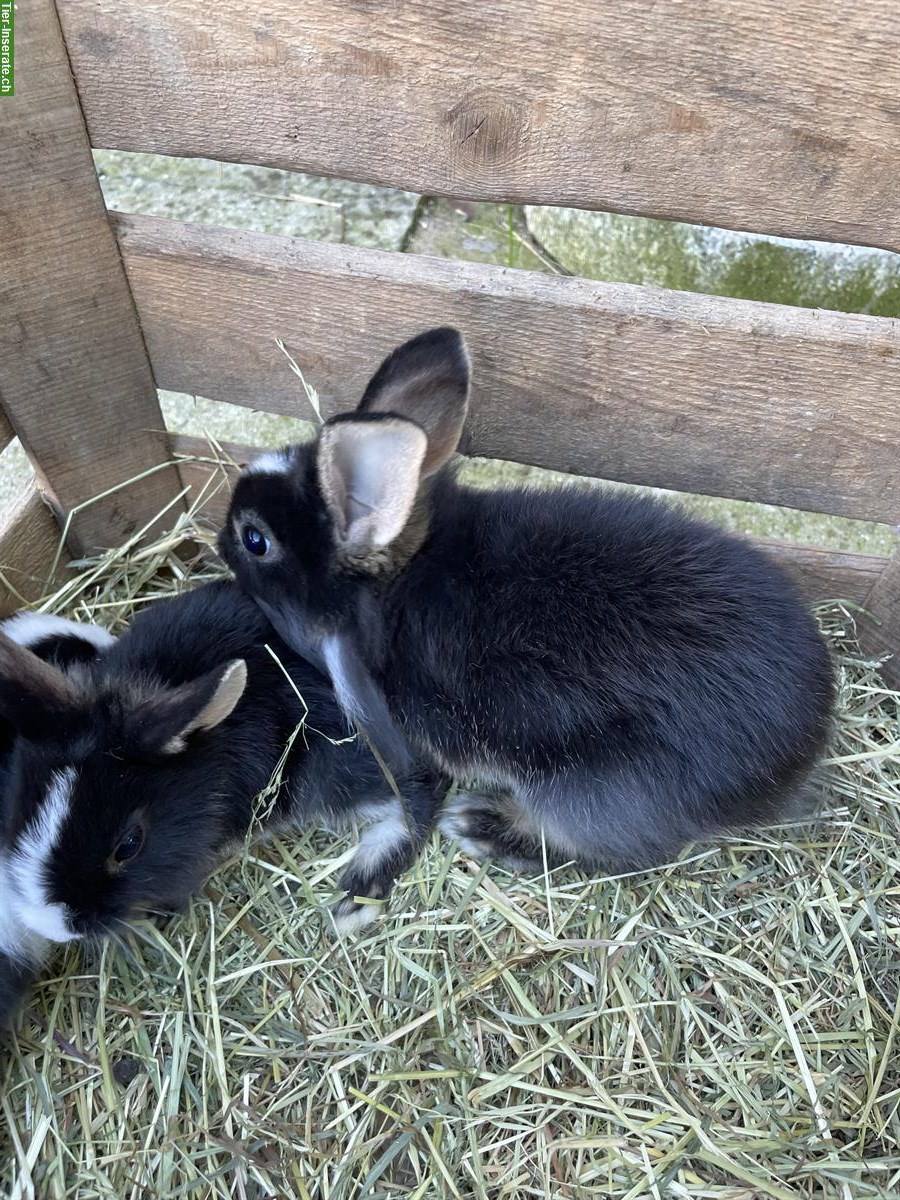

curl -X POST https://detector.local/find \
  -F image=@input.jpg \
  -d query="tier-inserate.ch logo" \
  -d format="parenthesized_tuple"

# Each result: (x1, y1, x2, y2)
(1, 0, 13, 98)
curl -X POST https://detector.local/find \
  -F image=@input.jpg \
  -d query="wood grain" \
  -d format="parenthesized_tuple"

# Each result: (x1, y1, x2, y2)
(0, 412, 15, 457)
(57, 0, 900, 249)
(116, 213, 900, 524)
(173, 434, 890, 610)
(858, 552, 900, 688)
(0, 480, 70, 617)
(0, 0, 183, 554)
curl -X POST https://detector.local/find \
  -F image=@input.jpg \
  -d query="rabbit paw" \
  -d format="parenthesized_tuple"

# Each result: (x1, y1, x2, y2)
(438, 793, 500, 861)
(330, 893, 386, 936)
(439, 792, 544, 873)
(328, 803, 416, 936)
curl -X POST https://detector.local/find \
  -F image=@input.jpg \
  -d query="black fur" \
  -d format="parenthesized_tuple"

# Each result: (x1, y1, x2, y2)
(0, 584, 445, 1024)
(219, 327, 835, 875)
(0, 621, 116, 829)
(0, 617, 115, 1029)
(0, 953, 36, 1030)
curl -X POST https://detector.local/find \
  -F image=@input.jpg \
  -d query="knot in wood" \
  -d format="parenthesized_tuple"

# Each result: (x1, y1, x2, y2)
(445, 92, 529, 170)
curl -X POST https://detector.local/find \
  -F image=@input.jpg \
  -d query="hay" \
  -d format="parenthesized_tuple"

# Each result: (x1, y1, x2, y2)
(2, 468, 899, 1200)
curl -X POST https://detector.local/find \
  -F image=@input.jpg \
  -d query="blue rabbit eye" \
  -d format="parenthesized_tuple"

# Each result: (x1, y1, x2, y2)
(241, 525, 271, 557)
(113, 823, 145, 865)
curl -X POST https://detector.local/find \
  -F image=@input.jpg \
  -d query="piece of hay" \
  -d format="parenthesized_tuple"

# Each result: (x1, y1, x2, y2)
(1, 453, 898, 1199)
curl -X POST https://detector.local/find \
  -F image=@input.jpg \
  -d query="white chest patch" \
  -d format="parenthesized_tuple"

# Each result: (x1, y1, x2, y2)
(321, 634, 364, 727)
(8, 767, 79, 945)
(0, 855, 50, 965)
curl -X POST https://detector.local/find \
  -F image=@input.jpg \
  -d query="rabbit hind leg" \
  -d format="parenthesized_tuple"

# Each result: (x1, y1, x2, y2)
(439, 789, 563, 874)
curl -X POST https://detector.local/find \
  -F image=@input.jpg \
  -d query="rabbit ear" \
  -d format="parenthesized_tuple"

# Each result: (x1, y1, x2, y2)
(357, 328, 470, 475)
(0, 632, 85, 741)
(127, 660, 248, 756)
(318, 417, 427, 556)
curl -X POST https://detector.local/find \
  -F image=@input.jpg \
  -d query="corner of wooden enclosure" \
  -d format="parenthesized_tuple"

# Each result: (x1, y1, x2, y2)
(0, 0, 184, 561)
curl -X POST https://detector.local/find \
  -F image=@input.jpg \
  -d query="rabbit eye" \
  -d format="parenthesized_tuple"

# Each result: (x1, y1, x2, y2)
(241, 524, 271, 558)
(112, 823, 145, 865)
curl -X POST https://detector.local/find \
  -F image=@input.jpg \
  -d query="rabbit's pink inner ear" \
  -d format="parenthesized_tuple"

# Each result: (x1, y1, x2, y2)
(318, 419, 428, 555)
(129, 660, 248, 756)
(164, 660, 248, 752)
(357, 328, 470, 476)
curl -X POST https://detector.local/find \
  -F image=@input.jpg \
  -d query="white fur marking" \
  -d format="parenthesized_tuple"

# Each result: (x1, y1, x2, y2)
(438, 815, 491, 862)
(245, 449, 294, 477)
(331, 803, 410, 936)
(322, 634, 367, 728)
(1, 612, 116, 652)
(439, 795, 494, 861)
(9, 768, 79, 944)
(0, 855, 51, 965)
(332, 902, 382, 936)
(355, 803, 409, 868)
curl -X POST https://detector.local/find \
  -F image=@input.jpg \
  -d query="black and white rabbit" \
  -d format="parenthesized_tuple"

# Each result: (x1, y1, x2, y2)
(0, 581, 444, 1023)
(0, 613, 116, 1026)
(219, 327, 835, 876)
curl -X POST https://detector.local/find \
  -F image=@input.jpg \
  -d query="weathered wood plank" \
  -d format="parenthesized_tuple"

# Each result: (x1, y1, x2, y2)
(0, 0, 183, 554)
(116, 213, 900, 523)
(173, 436, 252, 474)
(57, 0, 900, 249)
(173, 434, 890, 610)
(857, 552, 900, 688)
(749, 537, 891, 612)
(0, 412, 15, 457)
(0, 480, 70, 617)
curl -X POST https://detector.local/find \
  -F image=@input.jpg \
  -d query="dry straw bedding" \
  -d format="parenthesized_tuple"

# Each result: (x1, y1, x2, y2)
(1, 462, 899, 1200)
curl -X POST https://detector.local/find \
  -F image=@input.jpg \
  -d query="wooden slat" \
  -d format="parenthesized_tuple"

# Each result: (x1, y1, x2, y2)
(116, 213, 900, 524)
(0, 0, 183, 555)
(858, 553, 900, 688)
(0, 480, 70, 617)
(58, 0, 900, 249)
(173, 434, 889, 610)
(173, 436, 254, 473)
(749, 537, 891, 612)
(0, 411, 15, 457)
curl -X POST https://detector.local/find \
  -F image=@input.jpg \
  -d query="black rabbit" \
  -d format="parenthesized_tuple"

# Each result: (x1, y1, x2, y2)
(0, 582, 444, 1024)
(219, 327, 834, 875)
(0, 613, 117, 1026)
